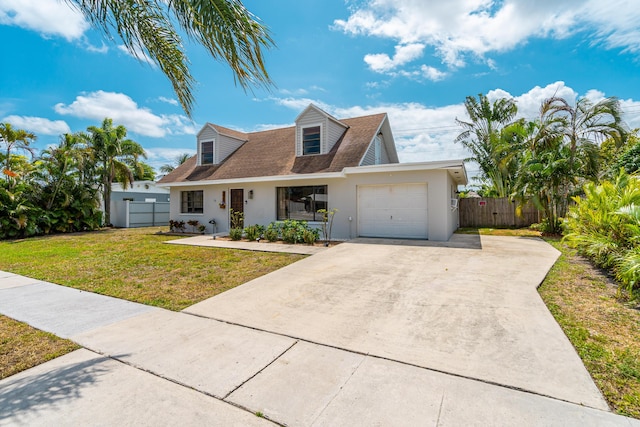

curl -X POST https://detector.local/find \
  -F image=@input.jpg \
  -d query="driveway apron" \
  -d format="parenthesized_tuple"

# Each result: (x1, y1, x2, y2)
(185, 234, 606, 410)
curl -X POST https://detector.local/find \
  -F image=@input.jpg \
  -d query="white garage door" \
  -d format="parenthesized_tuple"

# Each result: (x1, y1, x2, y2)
(358, 183, 428, 239)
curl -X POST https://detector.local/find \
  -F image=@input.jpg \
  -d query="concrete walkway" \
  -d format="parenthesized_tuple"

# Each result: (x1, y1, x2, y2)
(1, 236, 639, 426)
(165, 234, 328, 255)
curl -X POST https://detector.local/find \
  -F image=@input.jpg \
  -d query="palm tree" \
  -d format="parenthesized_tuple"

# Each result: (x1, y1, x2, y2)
(159, 152, 192, 174)
(86, 118, 146, 225)
(65, 0, 275, 117)
(0, 122, 37, 175)
(515, 96, 627, 233)
(455, 94, 522, 197)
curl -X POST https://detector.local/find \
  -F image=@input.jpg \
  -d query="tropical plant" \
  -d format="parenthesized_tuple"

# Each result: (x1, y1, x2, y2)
(455, 94, 523, 197)
(65, 0, 275, 117)
(159, 153, 192, 174)
(229, 227, 243, 240)
(514, 96, 626, 234)
(264, 223, 279, 242)
(243, 224, 264, 241)
(0, 123, 37, 188)
(614, 134, 640, 175)
(564, 171, 640, 292)
(318, 208, 338, 246)
(230, 208, 244, 229)
(86, 118, 146, 225)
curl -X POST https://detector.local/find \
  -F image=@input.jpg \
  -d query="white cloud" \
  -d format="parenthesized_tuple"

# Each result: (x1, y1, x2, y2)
(265, 81, 640, 170)
(2, 115, 70, 135)
(0, 0, 88, 40)
(334, 0, 640, 73)
(364, 43, 425, 72)
(54, 91, 195, 137)
(158, 96, 179, 106)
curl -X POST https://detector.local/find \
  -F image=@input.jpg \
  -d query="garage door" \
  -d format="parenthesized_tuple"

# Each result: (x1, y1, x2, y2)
(358, 183, 428, 239)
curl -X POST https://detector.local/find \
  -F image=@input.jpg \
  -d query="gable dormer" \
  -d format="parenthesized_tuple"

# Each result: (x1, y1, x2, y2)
(196, 123, 247, 166)
(360, 114, 400, 166)
(295, 104, 349, 156)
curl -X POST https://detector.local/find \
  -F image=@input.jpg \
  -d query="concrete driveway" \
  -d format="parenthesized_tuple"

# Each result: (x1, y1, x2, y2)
(3, 234, 638, 425)
(185, 234, 604, 409)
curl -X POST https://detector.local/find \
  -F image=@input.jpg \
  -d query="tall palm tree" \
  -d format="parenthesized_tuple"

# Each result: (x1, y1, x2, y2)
(515, 96, 627, 233)
(86, 118, 146, 225)
(65, 0, 275, 117)
(455, 94, 522, 197)
(159, 152, 192, 174)
(0, 122, 37, 174)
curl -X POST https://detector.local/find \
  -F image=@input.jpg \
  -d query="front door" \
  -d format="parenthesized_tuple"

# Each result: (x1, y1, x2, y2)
(230, 189, 244, 228)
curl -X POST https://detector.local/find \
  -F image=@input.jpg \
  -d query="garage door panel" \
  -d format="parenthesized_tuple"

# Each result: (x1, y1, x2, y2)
(358, 184, 428, 239)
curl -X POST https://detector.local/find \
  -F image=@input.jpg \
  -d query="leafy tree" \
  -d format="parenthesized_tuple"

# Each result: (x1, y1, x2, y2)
(614, 133, 640, 175)
(0, 123, 36, 184)
(65, 0, 275, 117)
(127, 160, 156, 181)
(86, 118, 146, 225)
(455, 94, 523, 197)
(514, 96, 626, 233)
(159, 152, 191, 174)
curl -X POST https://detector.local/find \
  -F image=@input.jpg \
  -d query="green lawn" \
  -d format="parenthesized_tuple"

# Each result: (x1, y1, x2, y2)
(539, 239, 640, 418)
(0, 227, 305, 311)
(0, 315, 79, 380)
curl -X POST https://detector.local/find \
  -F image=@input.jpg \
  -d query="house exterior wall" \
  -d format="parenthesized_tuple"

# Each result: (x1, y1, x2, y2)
(168, 169, 459, 241)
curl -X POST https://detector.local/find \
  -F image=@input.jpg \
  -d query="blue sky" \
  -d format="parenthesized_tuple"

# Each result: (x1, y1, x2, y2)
(1, 0, 640, 179)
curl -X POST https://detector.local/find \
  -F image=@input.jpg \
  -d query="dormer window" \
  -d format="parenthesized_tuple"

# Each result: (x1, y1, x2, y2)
(302, 126, 321, 155)
(201, 140, 214, 165)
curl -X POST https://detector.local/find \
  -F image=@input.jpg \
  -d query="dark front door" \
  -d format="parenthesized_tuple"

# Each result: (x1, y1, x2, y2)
(230, 189, 244, 228)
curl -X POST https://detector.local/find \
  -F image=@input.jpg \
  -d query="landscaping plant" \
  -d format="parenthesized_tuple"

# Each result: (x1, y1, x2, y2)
(564, 170, 640, 293)
(318, 208, 338, 246)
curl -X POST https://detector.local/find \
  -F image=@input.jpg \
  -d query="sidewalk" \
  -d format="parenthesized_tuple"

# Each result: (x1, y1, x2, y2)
(1, 237, 640, 426)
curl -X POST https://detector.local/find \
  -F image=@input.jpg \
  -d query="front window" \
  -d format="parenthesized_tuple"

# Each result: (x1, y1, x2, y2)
(277, 186, 327, 221)
(302, 126, 321, 155)
(201, 140, 214, 165)
(181, 190, 203, 213)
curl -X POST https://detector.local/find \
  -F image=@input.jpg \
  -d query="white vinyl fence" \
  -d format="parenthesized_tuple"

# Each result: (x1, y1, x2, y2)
(111, 201, 170, 228)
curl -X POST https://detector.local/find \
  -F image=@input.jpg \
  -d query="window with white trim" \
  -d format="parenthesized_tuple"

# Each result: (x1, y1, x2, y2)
(181, 190, 203, 213)
(201, 140, 214, 165)
(277, 186, 327, 221)
(302, 126, 321, 155)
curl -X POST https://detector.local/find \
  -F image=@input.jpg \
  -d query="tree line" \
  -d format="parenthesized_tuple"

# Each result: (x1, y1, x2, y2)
(0, 118, 148, 239)
(456, 93, 638, 234)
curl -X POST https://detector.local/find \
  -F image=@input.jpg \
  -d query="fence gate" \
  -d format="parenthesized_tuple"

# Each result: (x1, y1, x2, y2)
(459, 197, 540, 228)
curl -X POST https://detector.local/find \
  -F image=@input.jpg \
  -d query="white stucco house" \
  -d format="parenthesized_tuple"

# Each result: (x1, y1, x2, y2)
(157, 104, 467, 241)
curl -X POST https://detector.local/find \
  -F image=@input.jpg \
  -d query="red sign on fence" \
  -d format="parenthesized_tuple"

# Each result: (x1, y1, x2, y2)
(478, 201, 487, 206)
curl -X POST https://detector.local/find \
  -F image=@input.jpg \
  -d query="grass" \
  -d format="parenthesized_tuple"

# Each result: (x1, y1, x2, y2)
(0, 227, 305, 380)
(538, 238, 640, 418)
(0, 315, 79, 380)
(0, 227, 305, 311)
(457, 227, 542, 237)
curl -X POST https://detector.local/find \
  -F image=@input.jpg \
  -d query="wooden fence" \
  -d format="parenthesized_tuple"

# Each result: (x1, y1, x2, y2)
(459, 197, 541, 228)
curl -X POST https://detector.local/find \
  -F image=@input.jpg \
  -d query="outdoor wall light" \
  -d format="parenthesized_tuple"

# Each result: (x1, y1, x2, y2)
(249, 190, 254, 199)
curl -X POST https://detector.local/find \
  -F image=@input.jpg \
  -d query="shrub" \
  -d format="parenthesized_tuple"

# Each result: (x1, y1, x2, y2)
(302, 228, 319, 244)
(564, 171, 640, 292)
(229, 228, 243, 241)
(264, 223, 279, 242)
(244, 224, 264, 241)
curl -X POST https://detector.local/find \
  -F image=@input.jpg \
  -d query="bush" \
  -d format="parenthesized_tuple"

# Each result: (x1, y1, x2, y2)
(264, 223, 279, 242)
(302, 228, 319, 244)
(244, 224, 264, 241)
(229, 228, 243, 241)
(564, 171, 640, 292)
